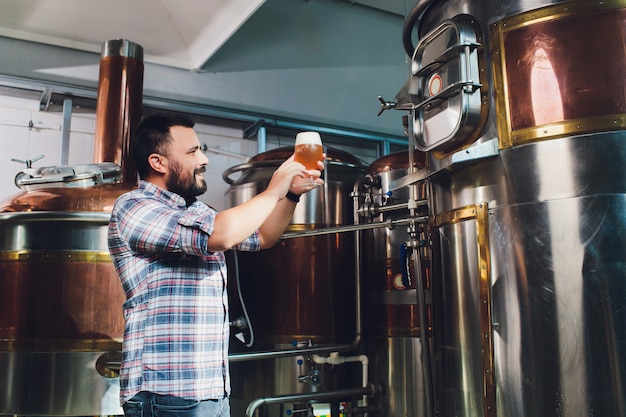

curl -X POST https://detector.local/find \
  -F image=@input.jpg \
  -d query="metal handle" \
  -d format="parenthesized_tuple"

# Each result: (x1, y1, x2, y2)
(222, 160, 280, 185)
(11, 154, 44, 168)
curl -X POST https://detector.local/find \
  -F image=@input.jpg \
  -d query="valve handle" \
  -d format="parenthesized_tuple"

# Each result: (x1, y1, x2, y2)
(11, 154, 44, 168)
(377, 96, 396, 116)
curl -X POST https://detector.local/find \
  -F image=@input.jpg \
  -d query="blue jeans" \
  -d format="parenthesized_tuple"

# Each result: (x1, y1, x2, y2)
(123, 391, 230, 417)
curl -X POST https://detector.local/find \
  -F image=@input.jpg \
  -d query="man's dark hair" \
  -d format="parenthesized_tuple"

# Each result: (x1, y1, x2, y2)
(132, 112, 195, 179)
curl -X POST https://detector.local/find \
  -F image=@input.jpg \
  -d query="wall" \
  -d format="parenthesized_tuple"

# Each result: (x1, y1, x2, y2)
(0, 96, 95, 204)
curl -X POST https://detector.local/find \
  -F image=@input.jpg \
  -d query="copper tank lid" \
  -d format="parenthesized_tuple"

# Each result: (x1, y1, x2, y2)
(250, 145, 365, 166)
(368, 149, 427, 175)
(0, 163, 134, 213)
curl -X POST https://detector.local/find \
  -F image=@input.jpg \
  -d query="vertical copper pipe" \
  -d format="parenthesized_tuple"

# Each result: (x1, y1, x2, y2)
(93, 39, 144, 185)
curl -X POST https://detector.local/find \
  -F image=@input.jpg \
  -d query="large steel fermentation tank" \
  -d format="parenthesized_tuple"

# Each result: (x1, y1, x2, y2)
(223, 146, 367, 416)
(0, 39, 143, 416)
(381, 1, 626, 417)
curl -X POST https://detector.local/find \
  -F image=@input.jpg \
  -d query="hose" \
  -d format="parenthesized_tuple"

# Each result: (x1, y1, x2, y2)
(231, 250, 255, 348)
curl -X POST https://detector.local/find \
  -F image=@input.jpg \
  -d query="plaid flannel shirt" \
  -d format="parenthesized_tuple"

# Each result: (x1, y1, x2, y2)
(108, 181, 260, 404)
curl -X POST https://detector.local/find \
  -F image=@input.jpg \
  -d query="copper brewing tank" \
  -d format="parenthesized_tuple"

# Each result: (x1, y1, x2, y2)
(223, 146, 367, 415)
(223, 146, 366, 347)
(0, 39, 143, 416)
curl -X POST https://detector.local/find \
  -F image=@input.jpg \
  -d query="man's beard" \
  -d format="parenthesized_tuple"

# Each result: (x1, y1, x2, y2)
(166, 161, 207, 200)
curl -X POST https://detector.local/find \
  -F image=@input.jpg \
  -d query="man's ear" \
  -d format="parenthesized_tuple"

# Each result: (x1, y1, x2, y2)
(148, 153, 167, 174)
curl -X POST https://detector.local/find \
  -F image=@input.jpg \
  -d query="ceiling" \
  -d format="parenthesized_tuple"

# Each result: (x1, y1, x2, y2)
(0, 0, 408, 71)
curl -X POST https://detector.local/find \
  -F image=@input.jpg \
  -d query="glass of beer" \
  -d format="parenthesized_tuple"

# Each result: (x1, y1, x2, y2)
(294, 131, 323, 187)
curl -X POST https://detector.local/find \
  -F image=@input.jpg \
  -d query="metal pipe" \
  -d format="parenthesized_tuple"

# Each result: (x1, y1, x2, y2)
(280, 217, 428, 240)
(257, 126, 267, 153)
(351, 177, 367, 366)
(245, 384, 377, 417)
(412, 243, 434, 417)
(312, 353, 370, 409)
(401, 0, 439, 57)
(229, 341, 358, 362)
(93, 39, 143, 185)
(60, 98, 72, 166)
(0, 74, 407, 148)
(376, 201, 421, 213)
(359, 200, 428, 219)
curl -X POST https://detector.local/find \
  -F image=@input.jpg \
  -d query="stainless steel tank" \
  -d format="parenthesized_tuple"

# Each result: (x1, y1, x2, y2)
(384, 1, 626, 417)
(0, 39, 143, 416)
(223, 146, 367, 416)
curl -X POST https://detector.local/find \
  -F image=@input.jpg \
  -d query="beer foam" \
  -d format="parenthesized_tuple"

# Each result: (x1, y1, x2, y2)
(295, 131, 322, 146)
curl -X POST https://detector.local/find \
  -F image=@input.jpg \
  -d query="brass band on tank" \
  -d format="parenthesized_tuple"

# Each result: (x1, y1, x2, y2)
(0, 250, 111, 262)
(432, 203, 495, 417)
(490, 0, 626, 149)
(0, 339, 121, 352)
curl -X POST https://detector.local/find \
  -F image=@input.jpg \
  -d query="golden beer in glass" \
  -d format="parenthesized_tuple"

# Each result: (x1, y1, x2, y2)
(294, 132, 323, 169)
(294, 131, 323, 186)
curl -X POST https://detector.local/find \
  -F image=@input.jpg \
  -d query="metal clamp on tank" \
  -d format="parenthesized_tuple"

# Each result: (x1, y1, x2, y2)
(354, 174, 384, 219)
(14, 162, 122, 191)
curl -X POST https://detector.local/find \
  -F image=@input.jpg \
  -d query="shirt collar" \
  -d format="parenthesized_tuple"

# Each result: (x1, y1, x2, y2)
(138, 180, 188, 208)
